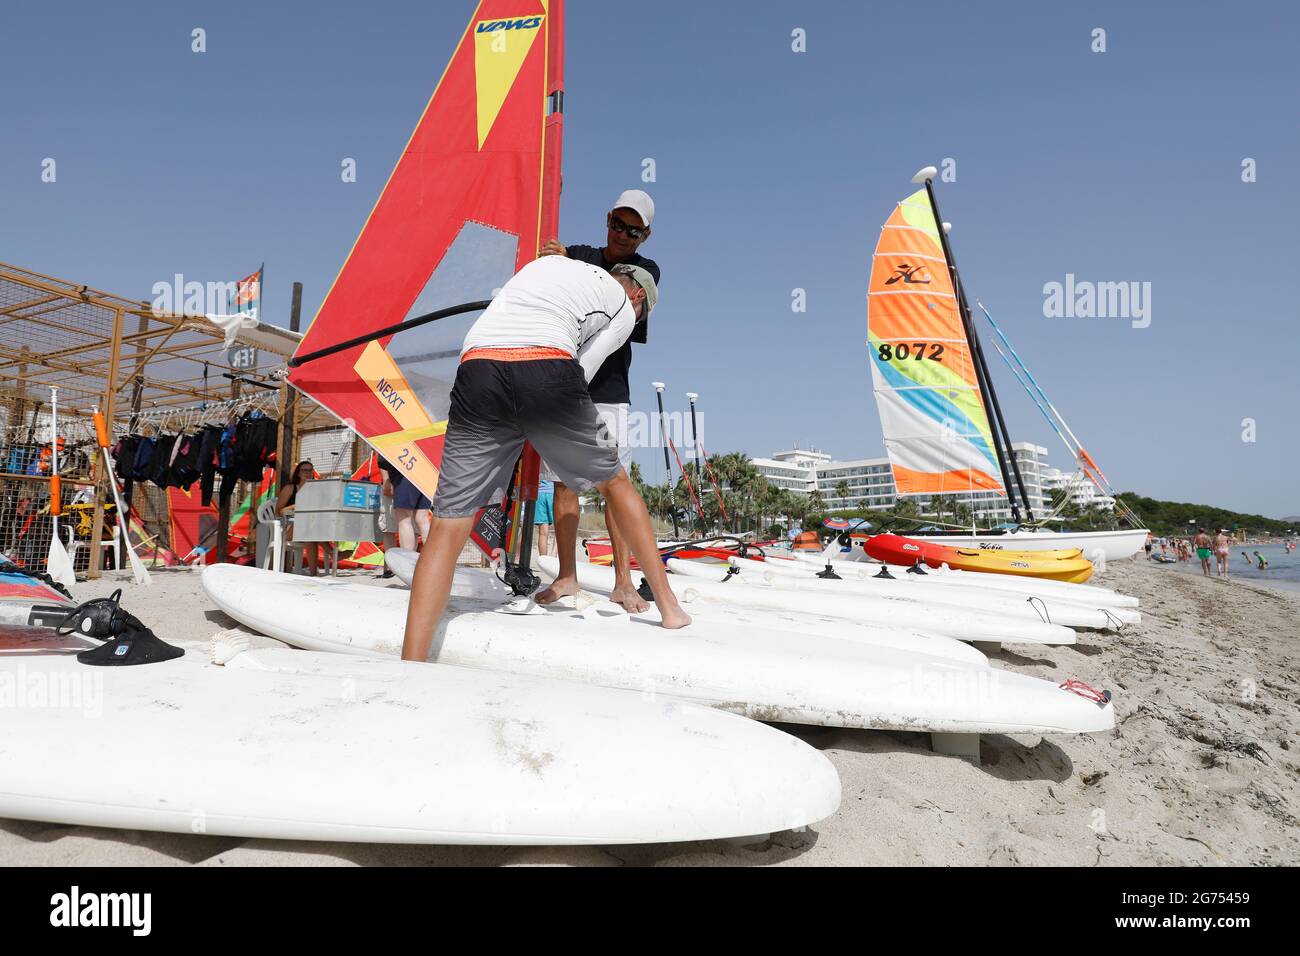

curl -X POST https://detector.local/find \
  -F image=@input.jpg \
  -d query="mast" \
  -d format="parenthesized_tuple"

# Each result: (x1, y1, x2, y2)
(652, 382, 681, 538)
(686, 391, 701, 483)
(917, 171, 1034, 524)
(509, 0, 566, 591)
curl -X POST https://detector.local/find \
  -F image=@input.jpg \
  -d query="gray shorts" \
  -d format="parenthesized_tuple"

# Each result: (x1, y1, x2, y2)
(541, 402, 632, 481)
(431, 357, 622, 518)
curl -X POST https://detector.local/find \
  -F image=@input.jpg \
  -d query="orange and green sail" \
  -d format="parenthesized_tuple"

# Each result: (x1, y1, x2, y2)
(867, 188, 1005, 496)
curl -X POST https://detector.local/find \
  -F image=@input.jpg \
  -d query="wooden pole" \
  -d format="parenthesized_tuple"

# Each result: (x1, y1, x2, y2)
(216, 375, 241, 563)
(277, 282, 302, 483)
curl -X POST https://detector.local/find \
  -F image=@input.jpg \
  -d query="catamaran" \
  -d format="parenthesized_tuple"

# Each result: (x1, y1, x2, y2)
(862, 167, 1148, 564)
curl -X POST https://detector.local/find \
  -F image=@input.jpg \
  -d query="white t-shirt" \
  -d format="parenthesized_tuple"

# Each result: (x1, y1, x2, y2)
(461, 256, 634, 382)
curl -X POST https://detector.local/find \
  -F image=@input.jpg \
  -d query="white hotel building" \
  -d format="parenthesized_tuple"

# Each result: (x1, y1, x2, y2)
(750, 443, 1104, 521)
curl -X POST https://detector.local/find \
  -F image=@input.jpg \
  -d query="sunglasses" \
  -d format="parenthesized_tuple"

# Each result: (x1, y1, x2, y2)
(608, 215, 647, 240)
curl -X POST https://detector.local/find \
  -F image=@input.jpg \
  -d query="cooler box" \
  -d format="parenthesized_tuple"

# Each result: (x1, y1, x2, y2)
(292, 478, 380, 542)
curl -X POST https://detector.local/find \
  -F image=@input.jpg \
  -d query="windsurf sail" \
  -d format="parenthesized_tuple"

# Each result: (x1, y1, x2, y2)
(867, 187, 1006, 498)
(287, 1, 564, 562)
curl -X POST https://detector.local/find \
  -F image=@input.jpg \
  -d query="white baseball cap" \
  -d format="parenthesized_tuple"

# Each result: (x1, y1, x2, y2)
(612, 189, 654, 228)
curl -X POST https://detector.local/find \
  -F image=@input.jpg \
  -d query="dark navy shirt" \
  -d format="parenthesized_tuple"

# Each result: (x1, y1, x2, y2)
(565, 244, 660, 405)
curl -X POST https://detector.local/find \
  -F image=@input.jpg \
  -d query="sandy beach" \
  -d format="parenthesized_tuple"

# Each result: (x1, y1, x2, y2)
(3, 557, 1296, 867)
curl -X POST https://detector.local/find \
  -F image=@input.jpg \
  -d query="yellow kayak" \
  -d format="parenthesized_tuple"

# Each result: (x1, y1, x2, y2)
(867, 534, 1094, 583)
(948, 548, 1094, 583)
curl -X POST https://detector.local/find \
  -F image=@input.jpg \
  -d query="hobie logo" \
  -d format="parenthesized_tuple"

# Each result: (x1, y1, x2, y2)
(885, 263, 931, 285)
(476, 17, 543, 33)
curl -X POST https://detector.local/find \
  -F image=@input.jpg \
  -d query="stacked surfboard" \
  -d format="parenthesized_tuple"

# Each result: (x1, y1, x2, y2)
(204, 557, 1115, 750)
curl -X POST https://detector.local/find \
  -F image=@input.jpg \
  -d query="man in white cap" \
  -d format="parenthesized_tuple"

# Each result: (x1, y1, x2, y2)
(537, 189, 660, 612)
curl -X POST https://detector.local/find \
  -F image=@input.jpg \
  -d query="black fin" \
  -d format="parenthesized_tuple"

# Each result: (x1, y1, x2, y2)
(76, 621, 184, 667)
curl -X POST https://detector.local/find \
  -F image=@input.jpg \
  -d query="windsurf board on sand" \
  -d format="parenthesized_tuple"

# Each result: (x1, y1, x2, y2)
(665, 557, 1139, 631)
(660, 556, 1077, 644)
(387, 549, 989, 665)
(203, 564, 1116, 748)
(729, 553, 1139, 609)
(0, 624, 840, 845)
(0, 568, 74, 629)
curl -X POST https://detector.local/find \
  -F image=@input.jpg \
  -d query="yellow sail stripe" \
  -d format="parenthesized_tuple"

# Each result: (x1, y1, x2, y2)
(353, 340, 443, 496)
(371, 420, 448, 445)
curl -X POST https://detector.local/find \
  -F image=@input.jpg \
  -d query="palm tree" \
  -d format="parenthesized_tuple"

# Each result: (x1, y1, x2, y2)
(834, 480, 850, 511)
(951, 499, 973, 530)
(806, 490, 826, 525)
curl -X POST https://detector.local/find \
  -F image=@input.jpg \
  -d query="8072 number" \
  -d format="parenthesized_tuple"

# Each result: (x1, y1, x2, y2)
(878, 343, 945, 362)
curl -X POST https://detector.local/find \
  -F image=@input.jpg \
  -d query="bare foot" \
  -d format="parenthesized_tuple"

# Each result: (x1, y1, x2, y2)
(536, 577, 579, 605)
(658, 607, 692, 630)
(609, 586, 651, 614)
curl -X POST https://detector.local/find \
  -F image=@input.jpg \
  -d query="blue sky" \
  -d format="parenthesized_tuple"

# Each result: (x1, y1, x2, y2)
(4, 0, 1298, 517)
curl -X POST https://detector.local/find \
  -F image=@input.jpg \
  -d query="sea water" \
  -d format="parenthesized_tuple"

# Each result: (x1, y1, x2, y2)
(1160, 542, 1300, 594)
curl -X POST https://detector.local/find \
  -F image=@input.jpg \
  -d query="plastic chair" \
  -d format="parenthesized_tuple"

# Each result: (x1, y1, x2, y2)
(257, 499, 298, 573)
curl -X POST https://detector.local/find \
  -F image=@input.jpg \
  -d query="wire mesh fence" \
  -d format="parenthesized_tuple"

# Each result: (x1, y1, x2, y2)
(0, 260, 308, 578)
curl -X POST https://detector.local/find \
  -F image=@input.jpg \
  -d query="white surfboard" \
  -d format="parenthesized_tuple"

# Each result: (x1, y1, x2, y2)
(388, 550, 987, 665)
(665, 558, 1139, 632)
(203, 564, 1116, 737)
(730, 553, 1139, 609)
(0, 626, 840, 845)
(661, 558, 1076, 645)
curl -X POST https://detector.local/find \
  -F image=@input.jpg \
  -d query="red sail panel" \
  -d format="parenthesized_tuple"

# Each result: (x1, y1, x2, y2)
(288, 1, 560, 502)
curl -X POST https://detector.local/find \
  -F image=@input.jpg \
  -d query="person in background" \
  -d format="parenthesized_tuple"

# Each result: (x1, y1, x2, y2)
(380, 457, 432, 552)
(276, 459, 323, 576)
(534, 476, 555, 556)
(535, 188, 660, 613)
(1214, 529, 1231, 578)
(1193, 528, 1212, 576)
(1143, 533, 1153, 557)
(376, 466, 398, 578)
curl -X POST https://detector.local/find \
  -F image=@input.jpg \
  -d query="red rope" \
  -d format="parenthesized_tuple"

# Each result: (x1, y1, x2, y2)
(666, 435, 705, 525)
(1059, 679, 1108, 704)
(697, 442, 730, 525)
